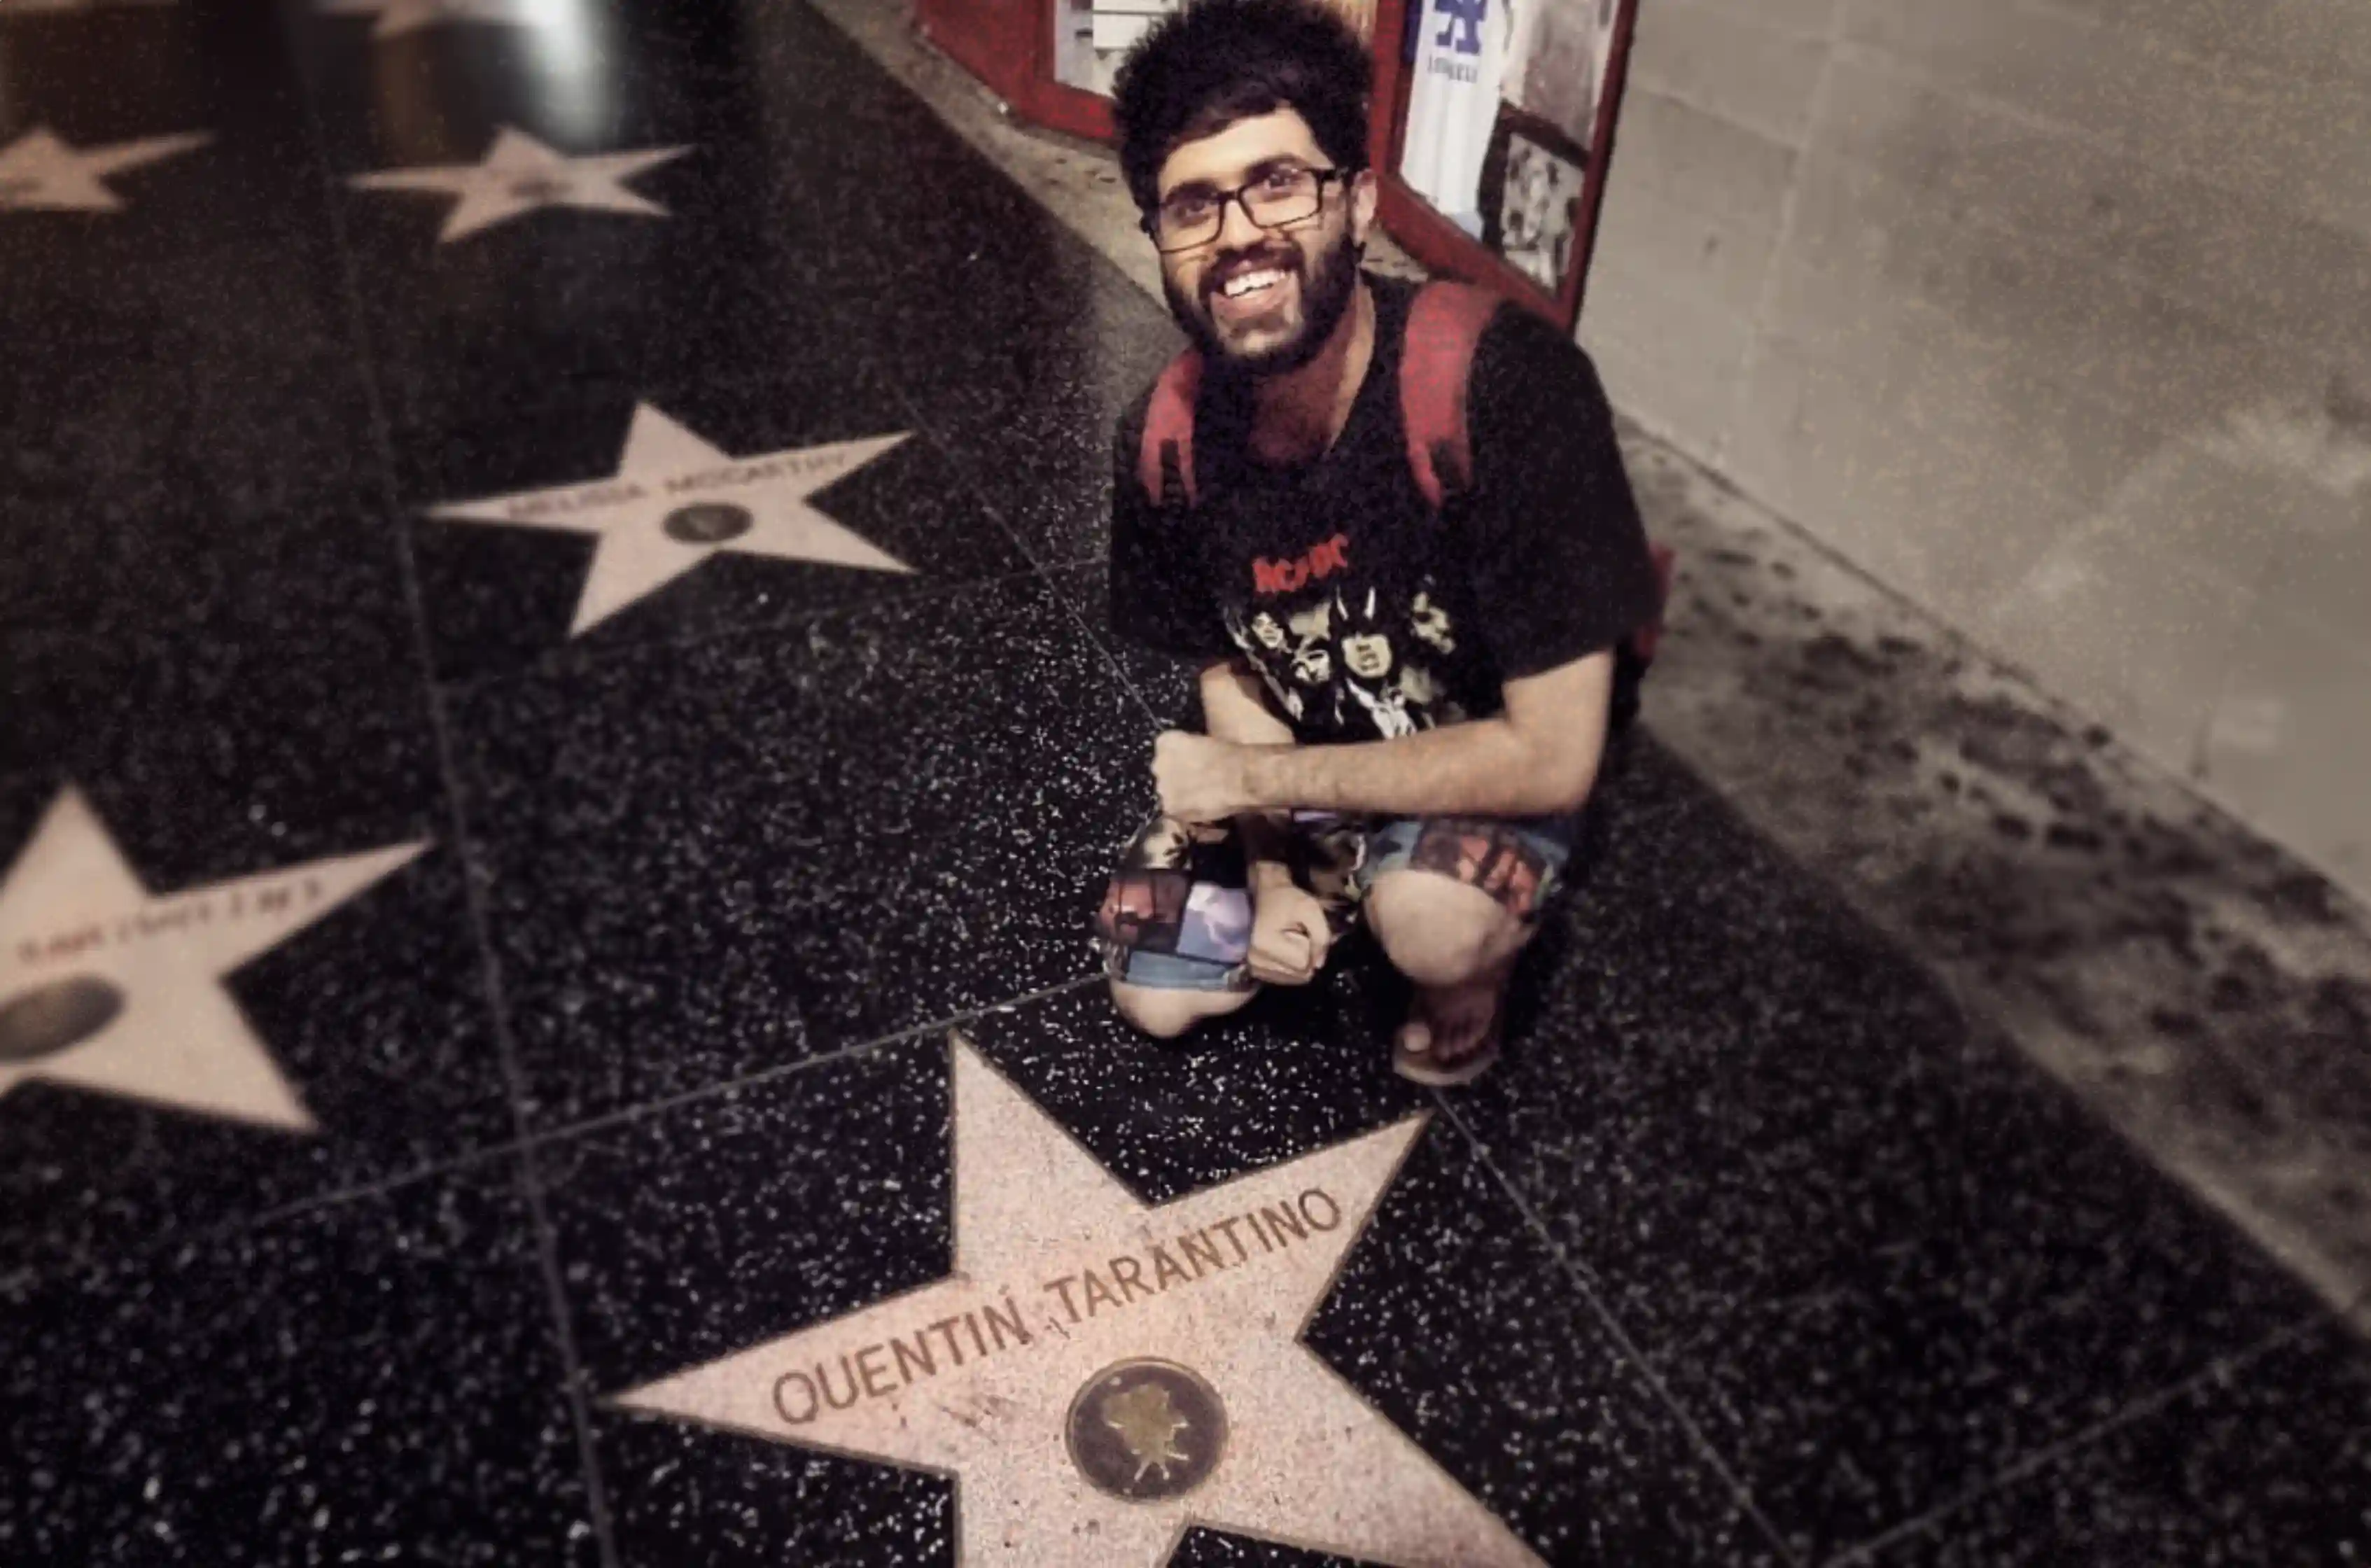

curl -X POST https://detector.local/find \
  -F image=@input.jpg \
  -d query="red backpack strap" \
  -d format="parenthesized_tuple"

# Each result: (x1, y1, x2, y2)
(1136, 349, 1205, 507)
(1400, 279, 1506, 508)
(1401, 280, 1680, 671)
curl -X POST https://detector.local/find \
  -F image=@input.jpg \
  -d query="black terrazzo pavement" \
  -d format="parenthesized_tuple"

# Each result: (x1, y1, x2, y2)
(1860, 1322, 2371, 1567)
(0, 1159, 599, 1564)
(1, 1, 2360, 1563)
(445, 573, 1151, 1124)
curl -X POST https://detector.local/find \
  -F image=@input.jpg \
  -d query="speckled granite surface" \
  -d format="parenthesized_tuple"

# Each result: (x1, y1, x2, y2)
(1, 1, 2365, 1564)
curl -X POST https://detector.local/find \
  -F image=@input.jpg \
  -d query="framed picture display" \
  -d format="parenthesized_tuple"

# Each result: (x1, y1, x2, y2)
(1371, 0, 1639, 330)
(1479, 106, 1588, 293)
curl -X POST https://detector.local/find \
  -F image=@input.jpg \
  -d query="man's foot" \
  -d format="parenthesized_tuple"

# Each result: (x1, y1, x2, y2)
(1391, 959, 1512, 1088)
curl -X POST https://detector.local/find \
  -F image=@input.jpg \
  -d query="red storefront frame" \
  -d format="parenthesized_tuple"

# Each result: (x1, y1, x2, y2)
(912, 0, 1637, 332)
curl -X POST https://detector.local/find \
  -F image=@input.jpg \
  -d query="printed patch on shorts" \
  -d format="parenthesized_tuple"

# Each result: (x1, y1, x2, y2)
(1173, 883, 1254, 966)
(1096, 869, 1194, 955)
(1121, 816, 1234, 876)
(1404, 818, 1555, 921)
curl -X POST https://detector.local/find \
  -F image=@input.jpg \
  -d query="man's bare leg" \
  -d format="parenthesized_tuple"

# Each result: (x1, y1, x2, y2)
(1110, 980, 1260, 1041)
(1362, 870, 1536, 1084)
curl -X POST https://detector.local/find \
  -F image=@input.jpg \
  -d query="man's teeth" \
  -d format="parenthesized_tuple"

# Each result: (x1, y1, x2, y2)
(1222, 268, 1287, 300)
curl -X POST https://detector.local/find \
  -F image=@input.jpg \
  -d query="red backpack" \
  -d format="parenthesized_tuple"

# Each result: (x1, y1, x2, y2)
(1135, 279, 1677, 671)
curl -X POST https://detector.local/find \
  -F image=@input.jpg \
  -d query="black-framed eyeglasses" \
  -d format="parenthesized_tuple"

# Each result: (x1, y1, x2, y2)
(1145, 163, 1351, 253)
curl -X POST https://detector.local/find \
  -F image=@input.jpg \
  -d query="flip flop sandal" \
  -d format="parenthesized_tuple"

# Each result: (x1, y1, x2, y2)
(1391, 1007, 1504, 1088)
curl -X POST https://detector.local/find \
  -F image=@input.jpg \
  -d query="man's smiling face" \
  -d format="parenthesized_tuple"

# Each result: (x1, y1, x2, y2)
(1152, 108, 1376, 377)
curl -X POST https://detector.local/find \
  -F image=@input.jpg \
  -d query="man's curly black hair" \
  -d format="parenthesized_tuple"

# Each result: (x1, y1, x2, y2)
(1112, 0, 1373, 220)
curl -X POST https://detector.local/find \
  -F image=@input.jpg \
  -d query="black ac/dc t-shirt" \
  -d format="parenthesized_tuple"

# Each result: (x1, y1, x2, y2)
(1108, 272, 1663, 746)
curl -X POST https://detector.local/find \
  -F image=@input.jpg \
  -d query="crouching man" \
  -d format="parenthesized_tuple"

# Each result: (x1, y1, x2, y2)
(1092, 0, 1665, 1084)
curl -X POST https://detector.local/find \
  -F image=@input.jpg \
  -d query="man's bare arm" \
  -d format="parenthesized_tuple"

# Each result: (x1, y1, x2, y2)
(1157, 651, 1616, 823)
(1250, 652, 1614, 817)
(1198, 660, 1297, 891)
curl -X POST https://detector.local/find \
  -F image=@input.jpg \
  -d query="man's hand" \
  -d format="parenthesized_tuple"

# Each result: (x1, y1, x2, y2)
(1152, 730, 1262, 824)
(1247, 882, 1331, 986)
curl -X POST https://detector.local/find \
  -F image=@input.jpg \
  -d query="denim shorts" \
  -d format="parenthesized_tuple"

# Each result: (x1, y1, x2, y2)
(1091, 808, 1582, 995)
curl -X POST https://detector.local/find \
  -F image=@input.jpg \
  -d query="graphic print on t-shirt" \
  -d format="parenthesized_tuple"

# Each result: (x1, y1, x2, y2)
(1225, 575, 1469, 741)
(1250, 532, 1352, 598)
(1106, 274, 1665, 743)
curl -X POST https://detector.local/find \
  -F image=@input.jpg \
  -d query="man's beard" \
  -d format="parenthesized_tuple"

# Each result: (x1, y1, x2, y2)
(1166, 225, 1364, 380)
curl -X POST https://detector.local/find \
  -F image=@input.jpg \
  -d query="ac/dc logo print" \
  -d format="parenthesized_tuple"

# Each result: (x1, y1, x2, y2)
(1250, 533, 1350, 597)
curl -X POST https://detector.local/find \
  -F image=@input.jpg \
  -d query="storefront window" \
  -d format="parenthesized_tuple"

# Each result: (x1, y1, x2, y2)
(1397, 0, 1621, 291)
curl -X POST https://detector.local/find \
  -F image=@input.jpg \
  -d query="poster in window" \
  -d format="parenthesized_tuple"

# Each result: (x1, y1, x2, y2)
(1477, 109, 1584, 292)
(1397, 0, 1515, 238)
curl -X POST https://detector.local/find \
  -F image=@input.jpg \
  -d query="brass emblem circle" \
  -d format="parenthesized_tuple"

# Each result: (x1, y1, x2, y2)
(1064, 1358, 1227, 1502)
(507, 176, 572, 202)
(0, 976, 127, 1063)
(662, 502, 755, 545)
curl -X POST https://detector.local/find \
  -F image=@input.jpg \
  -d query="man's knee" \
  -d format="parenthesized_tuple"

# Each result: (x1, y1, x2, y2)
(1109, 979, 1256, 1040)
(1364, 870, 1525, 988)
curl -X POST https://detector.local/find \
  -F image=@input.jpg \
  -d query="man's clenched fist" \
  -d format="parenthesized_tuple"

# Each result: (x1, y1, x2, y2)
(1152, 730, 1261, 824)
(1247, 882, 1331, 986)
